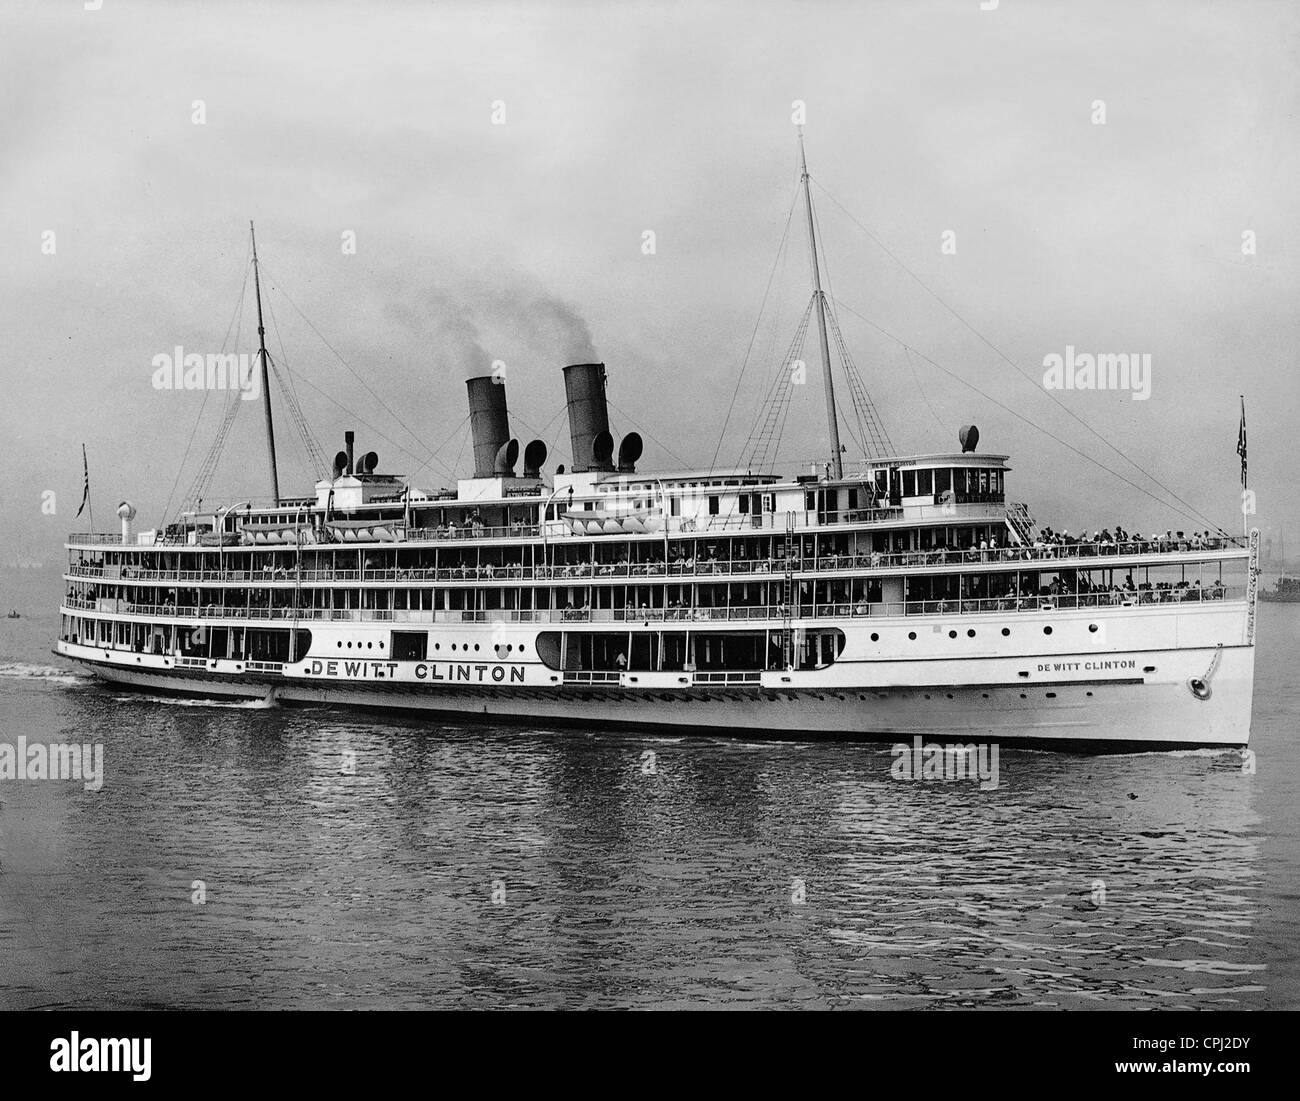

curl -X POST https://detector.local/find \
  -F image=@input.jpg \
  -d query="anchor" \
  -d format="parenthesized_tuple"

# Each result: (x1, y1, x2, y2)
(1188, 644, 1223, 701)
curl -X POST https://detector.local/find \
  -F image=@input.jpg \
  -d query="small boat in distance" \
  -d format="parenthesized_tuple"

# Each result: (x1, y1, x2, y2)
(1260, 576, 1300, 603)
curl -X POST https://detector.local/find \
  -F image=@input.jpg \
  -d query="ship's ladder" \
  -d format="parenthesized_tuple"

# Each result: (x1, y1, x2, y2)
(782, 511, 795, 669)
(1006, 501, 1035, 546)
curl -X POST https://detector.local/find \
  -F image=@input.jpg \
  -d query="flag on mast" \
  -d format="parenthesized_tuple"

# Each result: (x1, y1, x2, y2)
(75, 444, 90, 518)
(1236, 396, 1248, 488)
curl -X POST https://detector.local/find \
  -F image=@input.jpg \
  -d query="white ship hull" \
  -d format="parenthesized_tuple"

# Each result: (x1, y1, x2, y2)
(57, 605, 1255, 750)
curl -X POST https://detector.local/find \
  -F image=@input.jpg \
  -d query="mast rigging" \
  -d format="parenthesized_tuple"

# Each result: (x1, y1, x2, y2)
(251, 220, 281, 505)
(799, 132, 844, 479)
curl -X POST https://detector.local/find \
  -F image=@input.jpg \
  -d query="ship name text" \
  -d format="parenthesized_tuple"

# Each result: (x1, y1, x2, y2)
(304, 659, 526, 683)
(1036, 659, 1137, 673)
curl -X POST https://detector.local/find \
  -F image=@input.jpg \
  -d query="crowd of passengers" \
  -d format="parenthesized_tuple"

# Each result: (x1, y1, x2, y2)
(69, 523, 1237, 584)
(909, 573, 1228, 614)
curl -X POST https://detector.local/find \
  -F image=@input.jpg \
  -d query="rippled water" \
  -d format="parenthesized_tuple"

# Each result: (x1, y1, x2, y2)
(1, 571, 1297, 1009)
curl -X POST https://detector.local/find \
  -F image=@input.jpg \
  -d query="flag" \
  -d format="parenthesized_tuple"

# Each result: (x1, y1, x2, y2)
(75, 444, 90, 518)
(1236, 396, 1248, 488)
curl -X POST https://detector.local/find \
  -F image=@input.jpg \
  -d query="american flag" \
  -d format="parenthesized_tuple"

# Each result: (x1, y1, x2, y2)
(1237, 396, 1248, 488)
(75, 444, 90, 517)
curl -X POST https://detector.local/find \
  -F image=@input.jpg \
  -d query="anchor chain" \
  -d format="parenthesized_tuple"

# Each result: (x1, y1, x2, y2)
(1188, 643, 1223, 700)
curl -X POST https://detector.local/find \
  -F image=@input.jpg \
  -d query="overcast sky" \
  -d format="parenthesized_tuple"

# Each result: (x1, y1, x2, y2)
(4, 0, 1298, 562)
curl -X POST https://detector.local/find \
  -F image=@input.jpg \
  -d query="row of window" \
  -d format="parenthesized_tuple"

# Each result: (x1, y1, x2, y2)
(877, 623, 1097, 642)
(334, 637, 528, 655)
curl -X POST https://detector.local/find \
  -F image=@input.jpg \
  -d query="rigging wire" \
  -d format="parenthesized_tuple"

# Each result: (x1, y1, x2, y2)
(812, 178, 1220, 531)
(707, 177, 802, 474)
(528, 403, 570, 470)
(743, 295, 815, 472)
(405, 412, 472, 482)
(544, 404, 574, 472)
(267, 356, 328, 481)
(275, 362, 460, 484)
(258, 263, 447, 469)
(833, 393, 869, 458)
(824, 296, 895, 457)
(263, 292, 329, 477)
(449, 418, 471, 479)
(808, 190, 868, 457)
(810, 189, 895, 458)
(607, 397, 693, 470)
(904, 345, 949, 435)
(184, 389, 244, 511)
(157, 248, 252, 527)
(832, 295, 1226, 530)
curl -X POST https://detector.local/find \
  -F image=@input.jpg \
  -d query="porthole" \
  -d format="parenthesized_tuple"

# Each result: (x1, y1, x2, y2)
(908, 631, 916, 640)
(1045, 691, 1057, 698)
(982, 692, 989, 699)
(451, 643, 457, 651)
(1088, 624, 1098, 633)
(948, 630, 957, 639)
(1001, 628, 1010, 636)
(337, 641, 342, 648)
(967, 629, 975, 638)
(519, 645, 526, 653)
(1043, 626, 1053, 636)
(1086, 691, 1094, 697)
(870, 633, 879, 642)
(946, 693, 954, 699)
(367, 642, 373, 649)
(434, 643, 440, 651)
(1019, 693, 1027, 699)
(347, 641, 352, 648)
(473, 644, 480, 651)
(924, 693, 932, 700)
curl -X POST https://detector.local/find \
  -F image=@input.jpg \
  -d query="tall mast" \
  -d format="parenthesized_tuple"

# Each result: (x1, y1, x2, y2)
(250, 221, 280, 505)
(799, 132, 843, 480)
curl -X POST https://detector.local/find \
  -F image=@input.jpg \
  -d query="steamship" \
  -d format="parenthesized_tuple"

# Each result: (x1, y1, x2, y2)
(56, 150, 1260, 749)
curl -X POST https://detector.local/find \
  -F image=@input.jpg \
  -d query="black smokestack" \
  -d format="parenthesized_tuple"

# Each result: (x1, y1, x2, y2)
(466, 376, 517, 478)
(563, 363, 614, 473)
(345, 430, 355, 476)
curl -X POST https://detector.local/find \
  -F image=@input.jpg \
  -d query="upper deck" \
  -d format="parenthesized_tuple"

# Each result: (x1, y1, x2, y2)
(69, 450, 1021, 551)
(66, 361, 1241, 582)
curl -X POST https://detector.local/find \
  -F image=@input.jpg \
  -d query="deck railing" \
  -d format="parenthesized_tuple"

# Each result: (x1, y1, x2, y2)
(63, 536, 1251, 593)
(61, 584, 1244, 627)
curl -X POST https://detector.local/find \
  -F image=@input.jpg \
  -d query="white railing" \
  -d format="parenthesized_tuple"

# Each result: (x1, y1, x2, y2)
(692, 671, 762, 685)
(561, 671, 622, 684)
(62, 585, 1245, 628)
(63, 537, 1250, 595)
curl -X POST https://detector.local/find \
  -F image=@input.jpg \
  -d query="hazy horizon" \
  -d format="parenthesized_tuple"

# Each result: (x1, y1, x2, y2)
(4, 0, 1298, 565)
